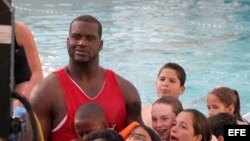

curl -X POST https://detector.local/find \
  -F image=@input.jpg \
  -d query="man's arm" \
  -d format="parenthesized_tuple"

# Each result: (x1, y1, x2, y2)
(29, 74, 59, 141)
(116, 75, 143, 125)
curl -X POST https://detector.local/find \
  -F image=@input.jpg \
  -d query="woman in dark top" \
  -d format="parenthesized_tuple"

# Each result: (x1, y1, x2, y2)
(14, 20, 43, 107)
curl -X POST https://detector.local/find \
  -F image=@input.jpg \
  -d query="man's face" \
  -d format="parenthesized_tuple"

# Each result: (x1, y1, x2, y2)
(67, 21, 103, 64)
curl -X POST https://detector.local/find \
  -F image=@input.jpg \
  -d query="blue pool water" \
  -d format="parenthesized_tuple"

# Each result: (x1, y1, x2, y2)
(13, 0, 250, 116)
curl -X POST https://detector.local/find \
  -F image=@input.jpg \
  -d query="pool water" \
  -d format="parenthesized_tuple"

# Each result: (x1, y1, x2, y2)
(13, 0, 250, 115)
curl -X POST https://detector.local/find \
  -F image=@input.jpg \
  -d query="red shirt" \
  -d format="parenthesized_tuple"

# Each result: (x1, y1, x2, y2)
(51, 68, 126, 141)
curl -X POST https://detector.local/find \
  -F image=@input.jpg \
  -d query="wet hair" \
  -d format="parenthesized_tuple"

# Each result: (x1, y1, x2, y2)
(183, 109, 211, 141)
(153, 96, 183, 115)
(75, 102, 107, 128)
(158, 62, 186, 86)
(208, 87, 245, 122)
(85, 129, 124, 141)
(208, 113, 237, 138)
(69, 15, 102, 38)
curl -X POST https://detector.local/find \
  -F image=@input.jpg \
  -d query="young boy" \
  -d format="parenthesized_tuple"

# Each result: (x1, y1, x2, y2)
(86, 129, 124, 141)
(155, 62, 186, 98)
(208, 112, 237, 141)
(72, 102, 108, 141)
(142, 62, 186, 127)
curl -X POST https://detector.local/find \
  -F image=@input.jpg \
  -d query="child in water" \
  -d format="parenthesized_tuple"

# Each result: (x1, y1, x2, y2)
(142, 62, 186, 127)
(206, 86, 249, 125)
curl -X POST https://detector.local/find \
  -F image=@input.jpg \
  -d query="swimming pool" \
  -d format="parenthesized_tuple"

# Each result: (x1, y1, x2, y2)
(13, 0, 250, 115)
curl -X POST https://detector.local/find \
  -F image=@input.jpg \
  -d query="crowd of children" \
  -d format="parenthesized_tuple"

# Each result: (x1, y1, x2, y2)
(68, 62, 249, 141)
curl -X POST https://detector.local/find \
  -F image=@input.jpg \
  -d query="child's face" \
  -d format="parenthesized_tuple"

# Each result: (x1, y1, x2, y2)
(127, 126, 152, 141)
(155, 68, 185, 98)
(170, 112, 201, 141)
(75, 118, 106, 140)
(151, 103, 176, 141)
(206, 93, 231, 117)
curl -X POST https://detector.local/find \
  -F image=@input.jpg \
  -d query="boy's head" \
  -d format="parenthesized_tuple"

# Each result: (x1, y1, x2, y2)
(208, 113, 237, 141)
(155, 62, 186, 98)
(74, 102, 108, 140)
(86, 129, 124, 141)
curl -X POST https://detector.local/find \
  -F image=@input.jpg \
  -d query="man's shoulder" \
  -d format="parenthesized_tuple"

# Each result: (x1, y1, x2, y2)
(104, 68, 139, 98)
(43, 68, 65, 80)
(30, 71, 62, 104)
(107, 70, 131, 84)
(104, 69, 128, 84)
(36, 71, 61, 89)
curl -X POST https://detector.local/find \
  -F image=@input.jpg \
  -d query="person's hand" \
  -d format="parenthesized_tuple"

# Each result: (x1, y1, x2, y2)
(13, 100, 24, 109)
